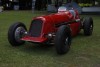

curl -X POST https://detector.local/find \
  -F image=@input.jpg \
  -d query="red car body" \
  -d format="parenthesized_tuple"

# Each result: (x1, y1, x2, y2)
(8, 8, 93, 54)
(21, 10, 81, 43)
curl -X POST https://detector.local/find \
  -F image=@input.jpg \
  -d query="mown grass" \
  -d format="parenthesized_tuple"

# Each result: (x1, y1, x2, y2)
(0, 11, 100, 67)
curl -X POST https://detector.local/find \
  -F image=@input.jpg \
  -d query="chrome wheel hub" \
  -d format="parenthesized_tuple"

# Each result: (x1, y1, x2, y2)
(15, 27, 26, 42)
(65, 37, 69, 45)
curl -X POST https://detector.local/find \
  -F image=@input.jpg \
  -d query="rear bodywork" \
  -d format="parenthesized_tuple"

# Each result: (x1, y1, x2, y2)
(21, 10, 81, 43)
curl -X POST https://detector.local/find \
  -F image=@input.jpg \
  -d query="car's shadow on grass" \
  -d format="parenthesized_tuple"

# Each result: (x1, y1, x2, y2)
(73, 32, 93, 39)
(17, 42, 57, 56)
(9, 32, 92, 56)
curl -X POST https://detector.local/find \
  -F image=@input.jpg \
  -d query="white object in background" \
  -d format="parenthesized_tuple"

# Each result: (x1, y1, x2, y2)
(0, 6, 3, 12)
(14, 5, 19, 10)
(32, 0, 36, 12)
(95, 1, 99, 5)
(82, 7, 100, 12)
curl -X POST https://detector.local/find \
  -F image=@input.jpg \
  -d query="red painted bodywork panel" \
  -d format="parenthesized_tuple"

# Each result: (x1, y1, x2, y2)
(21, 36, 47, 43)
(21, 10, 81, 43)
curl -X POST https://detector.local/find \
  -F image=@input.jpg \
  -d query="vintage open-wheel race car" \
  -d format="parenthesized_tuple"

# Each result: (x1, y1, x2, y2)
(8, 7, 93, 54)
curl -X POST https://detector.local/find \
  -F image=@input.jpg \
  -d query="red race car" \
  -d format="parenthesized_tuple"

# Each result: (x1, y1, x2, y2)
(8, 7, 93, 54)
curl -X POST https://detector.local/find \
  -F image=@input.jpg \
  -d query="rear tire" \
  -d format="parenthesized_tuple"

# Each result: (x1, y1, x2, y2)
(8, 22, 27, 46)
(83, 17, 93, 36)
(55, 25, 72, 54)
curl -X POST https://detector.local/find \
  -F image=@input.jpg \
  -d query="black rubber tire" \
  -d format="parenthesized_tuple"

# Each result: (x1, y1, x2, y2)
(55, 25, 72, 54)
(83, 17, 93, 36)
(8, 22, 27, 46)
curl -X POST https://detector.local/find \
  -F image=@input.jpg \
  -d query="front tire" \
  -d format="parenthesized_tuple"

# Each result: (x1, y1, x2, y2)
(8, 22, 27, 46)
(55, 25, 72, 54)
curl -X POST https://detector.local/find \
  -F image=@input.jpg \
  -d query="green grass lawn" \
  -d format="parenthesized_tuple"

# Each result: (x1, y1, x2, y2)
(0, 11, 100, 67)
